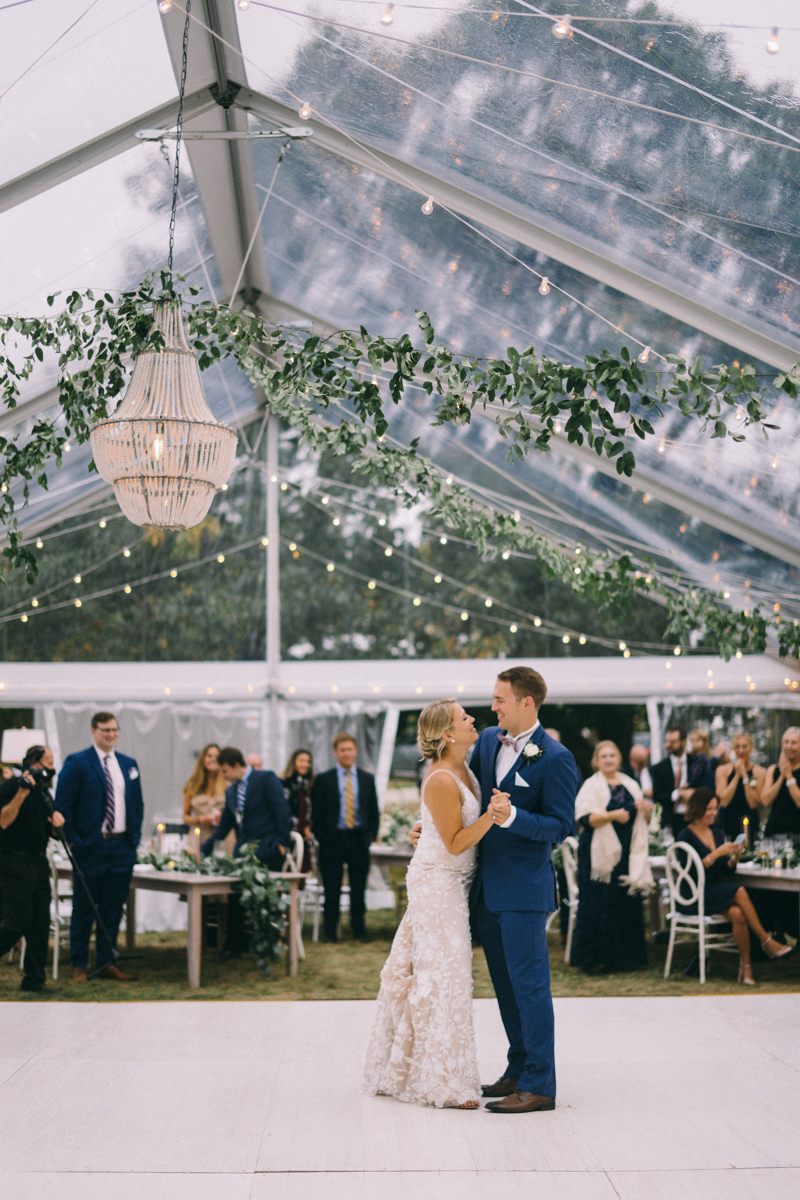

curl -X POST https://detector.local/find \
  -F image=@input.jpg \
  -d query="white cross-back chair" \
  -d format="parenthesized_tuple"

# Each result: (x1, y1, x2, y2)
(49, 846, 73, 979)
(561, 836, 580, 965)
(282, 831, 307, 960)
(664, 842, 738, 983)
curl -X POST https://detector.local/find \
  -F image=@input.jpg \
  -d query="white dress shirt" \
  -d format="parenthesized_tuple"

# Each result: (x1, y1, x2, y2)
(94, 744, 127, 832)
(670, 752, 688, 814)
(495, 721, 540, 829)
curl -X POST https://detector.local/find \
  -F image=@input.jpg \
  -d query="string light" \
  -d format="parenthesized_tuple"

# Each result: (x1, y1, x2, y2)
(332, 517, 341, 526)
(534, 617, 542, 627)
(0, 484, 7, 494)
(35, 539, 43, 548)
(99, 520, 106, 529)
(123, 547, 131, 558)
(510, 624, 518, 633)
(158, 1, 171, 13)
(736, 651, 743, 659)
(434, 574, 442, 583)
(421, 197, 434, 215)
(552, 15, 572, 39)
(619, 641, 626, 650)
(461, 611, 468, 621)
(289, 542, 297, 551)
(562, 634, 570, 643)
(63, 442, 71, 452)
(673, 646, 681, 655)
(385, 547, 393, 557)
(327, 562, 335, 571)
(74, 599, 81, 608)
(623, 649, 631, 658)
(446, 477, 453, 485)
(20, 614, 27, 623)
(502, 550, 511, 560)
(771, 459, 778, 469)
(766, 26, 780, 54)
(485, 598, 493, 608)
(74, 574, 81, 584)
(368, 580, 376, 589)
(31, 599, 38, 608)
(413, 597, 421, 606)
(237, 0, 251, 8)
(124, 585, 131, 594)
(380, 3, 394, 24)
(280, 482, 288, 491)
(217, 554, 225, 563)
(579, 636, 586, 644)
(170, 569, 177, 578)
(638, 346, 651, 364)
(299, 101, 311, 120)
(378, 517, 386, 526)
(261, 537, 269, 547)
(538, 276, 550, 296)
(439, 536, 448, 545)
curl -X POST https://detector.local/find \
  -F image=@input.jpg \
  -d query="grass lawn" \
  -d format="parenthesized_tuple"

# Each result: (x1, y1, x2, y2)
(2, 909, 799, 1002)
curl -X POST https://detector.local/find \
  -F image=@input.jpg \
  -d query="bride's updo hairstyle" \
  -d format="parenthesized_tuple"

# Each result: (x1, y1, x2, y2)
(417, 699, 457, 761)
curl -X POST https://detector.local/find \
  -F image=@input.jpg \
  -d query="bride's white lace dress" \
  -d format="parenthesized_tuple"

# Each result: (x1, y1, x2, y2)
(362, 768, 481, 1107)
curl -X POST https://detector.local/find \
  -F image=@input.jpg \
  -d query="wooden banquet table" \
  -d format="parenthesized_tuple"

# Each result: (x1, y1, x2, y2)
(55, 863, 307, 987)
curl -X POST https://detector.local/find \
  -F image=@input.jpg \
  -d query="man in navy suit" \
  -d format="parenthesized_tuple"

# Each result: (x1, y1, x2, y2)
(201, 746, 291, 958)
(472, 666, 577, 1113)
(55, 711, 144, 983)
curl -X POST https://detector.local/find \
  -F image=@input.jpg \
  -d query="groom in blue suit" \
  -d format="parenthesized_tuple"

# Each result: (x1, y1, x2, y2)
(472, 666, 577, 1113)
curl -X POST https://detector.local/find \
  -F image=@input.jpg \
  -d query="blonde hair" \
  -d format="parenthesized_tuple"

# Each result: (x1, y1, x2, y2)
(591, 739, 622, 772)
(732, 732, 753, 753)
(690, 728, 712, 756)
(183, 743, 226, 801)
(417, 699, 457, 761)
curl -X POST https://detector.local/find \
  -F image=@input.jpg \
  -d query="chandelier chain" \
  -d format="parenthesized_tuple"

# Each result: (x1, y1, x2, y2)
(168, 0, 192, 279)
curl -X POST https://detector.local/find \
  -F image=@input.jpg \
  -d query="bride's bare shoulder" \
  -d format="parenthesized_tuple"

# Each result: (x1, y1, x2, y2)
(421, 768, 460, 802)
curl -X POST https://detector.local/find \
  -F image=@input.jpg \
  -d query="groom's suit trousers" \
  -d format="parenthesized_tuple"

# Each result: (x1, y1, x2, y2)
(477, 896, 556, 1097)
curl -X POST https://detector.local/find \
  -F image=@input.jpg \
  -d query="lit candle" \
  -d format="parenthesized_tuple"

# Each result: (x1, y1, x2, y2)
(775, 858, 783, 870)
(743, 816, 749, 847)
(194, 826, 201, 863)
(157, 822, 165, 853)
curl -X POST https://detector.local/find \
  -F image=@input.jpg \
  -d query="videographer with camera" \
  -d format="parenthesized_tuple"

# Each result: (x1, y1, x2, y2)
(0, 744, 63, 993)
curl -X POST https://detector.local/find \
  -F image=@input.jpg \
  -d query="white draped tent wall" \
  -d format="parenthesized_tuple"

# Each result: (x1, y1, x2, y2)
(0, 653, 798, 838)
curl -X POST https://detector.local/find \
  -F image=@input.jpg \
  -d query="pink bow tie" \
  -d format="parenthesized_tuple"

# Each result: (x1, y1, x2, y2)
(497, 732, 516, 747)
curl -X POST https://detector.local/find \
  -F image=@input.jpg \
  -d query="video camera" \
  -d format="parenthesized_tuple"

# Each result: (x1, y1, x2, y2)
(21, 765, 56, 787)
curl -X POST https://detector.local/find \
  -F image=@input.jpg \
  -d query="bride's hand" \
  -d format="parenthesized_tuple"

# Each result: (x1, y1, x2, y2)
(489, 790, 511, 824)
(409, 820, 422, 849)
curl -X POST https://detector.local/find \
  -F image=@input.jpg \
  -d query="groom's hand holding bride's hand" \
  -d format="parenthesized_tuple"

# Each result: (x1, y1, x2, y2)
(409, 821, 422, 849)
(489, 790, 512, 824)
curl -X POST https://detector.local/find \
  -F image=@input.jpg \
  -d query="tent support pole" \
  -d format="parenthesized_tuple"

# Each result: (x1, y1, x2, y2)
(266, 413, 280, 766)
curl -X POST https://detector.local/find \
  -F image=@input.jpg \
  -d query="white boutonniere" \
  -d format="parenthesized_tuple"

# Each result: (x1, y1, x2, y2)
(128, 767, 139, 780)
(523, 743, 543, 762)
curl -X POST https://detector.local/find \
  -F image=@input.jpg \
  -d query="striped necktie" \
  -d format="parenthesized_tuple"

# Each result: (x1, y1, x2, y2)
(344, 770, 356, 828)
(102, 754, 116, 832)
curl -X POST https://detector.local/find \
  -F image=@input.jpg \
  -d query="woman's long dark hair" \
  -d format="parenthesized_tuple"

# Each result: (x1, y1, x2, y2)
(282, 747, 314, 788)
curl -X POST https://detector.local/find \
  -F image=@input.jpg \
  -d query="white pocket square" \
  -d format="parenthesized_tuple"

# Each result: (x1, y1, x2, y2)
(128, 768, 139, 780)
(514, 772, 530, 788)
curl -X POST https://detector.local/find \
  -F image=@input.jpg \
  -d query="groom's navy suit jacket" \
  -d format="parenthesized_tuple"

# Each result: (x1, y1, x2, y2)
(471, 724, 576, 911)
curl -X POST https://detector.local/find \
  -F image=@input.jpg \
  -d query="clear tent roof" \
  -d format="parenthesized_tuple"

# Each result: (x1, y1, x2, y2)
(2, 0, 800, 628)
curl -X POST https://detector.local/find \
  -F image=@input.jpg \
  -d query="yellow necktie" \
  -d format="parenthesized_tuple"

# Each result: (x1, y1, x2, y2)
(344, 771, 356, 828)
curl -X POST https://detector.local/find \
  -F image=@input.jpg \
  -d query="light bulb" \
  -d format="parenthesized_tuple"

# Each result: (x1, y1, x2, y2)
(31, 599, 38, 608)
(327, 562, 335, 572)
(124, 586, 131, 594)
(638, 346, 650, 363)
(123, 547, 131, 557)
(619, 641, 626, 650)
(413, 597, 421, 606)
(381, 3, 394, 24)
(440, 536, 448, 545)
(485, 598, 493, 608)
(74, 574, 82, 584)
(74, 599, 82, 608)
(261, 537, 268, 546)
(766, 27, 779, 54)
(321, 496, 329, 505)
(170, 569, 177, 578)
(153, 437, 163, 459)
(502, 550, 510, 560)
(332, 517, 340, 526)
(35, 539, 43, 549)
(434, 574, 442, 583)
(623, 649, 631, 658)
(217, 554, 225, 563)
(64, 442, 71, 452)
(421, 197, 434, 215)
(579, 636, 586, 644)
(368, 580, 376, 589)
(237, 0, 251, 8)
(552, 15, 571, 40)
(510, 624, 518, 633)
(158, 0, 172, 13)
(562, 635, 570, 644)
(385, 547, 393, 557)
(772, 459, 778, 469)
(461, 611, 468, 621)
(538, 276, 550, 296)
(21, 614, 27, 623)
(99, 520, 106, 529)
(299, 101, 311, 120)
(534, 617, 542, 627)
(673, 646, 681, 656)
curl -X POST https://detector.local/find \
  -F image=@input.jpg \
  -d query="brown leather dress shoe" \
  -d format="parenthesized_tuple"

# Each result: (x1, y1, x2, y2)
(485, 1091, 556, 1114)
(72, 967, 88, 983)
(97, 964, 137, 982)
(481, 1076, 519, 1098)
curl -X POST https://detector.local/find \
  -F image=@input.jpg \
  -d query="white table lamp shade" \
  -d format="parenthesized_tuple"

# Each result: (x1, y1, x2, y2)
(90, 302, 238, 528)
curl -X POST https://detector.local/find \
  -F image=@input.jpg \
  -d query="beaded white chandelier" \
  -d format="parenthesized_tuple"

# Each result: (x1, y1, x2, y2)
(90, 301, 237, 528)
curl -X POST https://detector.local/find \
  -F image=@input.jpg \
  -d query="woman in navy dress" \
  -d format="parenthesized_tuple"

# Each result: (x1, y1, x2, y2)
(687, 729, 717, 791)
(677, 789, 791, 985)
(715, 733, 764, 844)
(572, 741, 653, 973)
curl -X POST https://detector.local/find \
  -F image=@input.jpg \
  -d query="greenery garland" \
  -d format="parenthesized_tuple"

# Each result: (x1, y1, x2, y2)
(137, 843, 289, 976)
(1, 274, 798, 659)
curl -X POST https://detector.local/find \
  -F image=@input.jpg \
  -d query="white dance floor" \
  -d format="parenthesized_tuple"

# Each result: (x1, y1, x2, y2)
(1, 994, 798, 1199)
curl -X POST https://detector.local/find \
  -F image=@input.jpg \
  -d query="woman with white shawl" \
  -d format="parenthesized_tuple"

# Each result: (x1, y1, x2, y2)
(571, 740, 654, 973)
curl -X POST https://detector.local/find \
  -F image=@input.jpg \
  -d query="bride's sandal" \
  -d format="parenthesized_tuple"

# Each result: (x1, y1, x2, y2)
(762, 936, 792, 960)
(445, 1100, 480, 1109)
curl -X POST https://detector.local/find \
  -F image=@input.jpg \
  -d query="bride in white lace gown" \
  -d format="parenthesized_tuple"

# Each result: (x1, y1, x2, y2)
(363, 699, 499, 1108)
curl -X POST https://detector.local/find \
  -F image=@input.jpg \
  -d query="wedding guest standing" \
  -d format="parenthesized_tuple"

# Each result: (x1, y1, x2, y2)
(651, 725, 695, 835)
(283, 748, 314, 873)
(628, 744, 653, 798)
(183, 743, 229, 849)
(687, 729, 717, 790)
(715, 733, 764, 844)
(571, 740, 654, 973)
(55, 712, 144, 983)
(677, 789, 791, 984)
(761, 727, 800, 837)
(311, 733, 379, 942)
